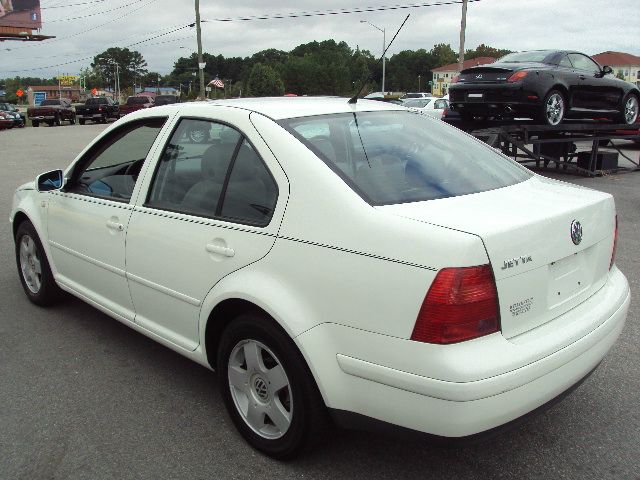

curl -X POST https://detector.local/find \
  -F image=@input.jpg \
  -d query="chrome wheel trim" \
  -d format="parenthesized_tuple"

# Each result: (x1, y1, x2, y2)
(545, 93, 564, 125)
(228, 339, 293, 440)
(19, 235, 42, 294)
(624, 96, 638, 124)
(189, 129, 206, 143)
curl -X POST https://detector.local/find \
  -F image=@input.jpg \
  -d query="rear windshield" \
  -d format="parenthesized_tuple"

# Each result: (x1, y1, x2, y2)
(404, 99, 432, 108)
(86, 98, 108, 105)
(40, 100, 61, 106)
(497, 51, 554, 63)
(127, 97, 152, 105)
(279, 111, 531, 205)
(402, 93, 426, 99)
(155, 95, 177, 105)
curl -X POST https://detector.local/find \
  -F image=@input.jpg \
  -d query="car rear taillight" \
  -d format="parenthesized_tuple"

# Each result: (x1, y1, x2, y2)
(451, 75, 460, 84)
(610, 215, 618, 269)
(507, 71, 528, 82)
(411, 265, 500, 344)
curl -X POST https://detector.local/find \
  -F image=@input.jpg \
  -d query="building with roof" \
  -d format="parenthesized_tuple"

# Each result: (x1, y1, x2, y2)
(592, 51, 640, 87)
(26, 85, 87, 105)
(431, 57, 495, 96)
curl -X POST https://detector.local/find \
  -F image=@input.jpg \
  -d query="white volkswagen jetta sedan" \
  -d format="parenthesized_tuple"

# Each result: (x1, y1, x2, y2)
(11, 98, 630, 459)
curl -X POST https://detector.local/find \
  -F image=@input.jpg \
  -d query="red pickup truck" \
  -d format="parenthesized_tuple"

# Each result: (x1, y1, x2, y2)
(27, 99, 76, 127)
(119, 96, 155, 116)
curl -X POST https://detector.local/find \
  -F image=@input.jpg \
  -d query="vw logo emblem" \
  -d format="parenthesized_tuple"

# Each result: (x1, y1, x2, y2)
(253, 377, 269, 401)
(476, 74, 483, 79)
(570, 220, 583, 245)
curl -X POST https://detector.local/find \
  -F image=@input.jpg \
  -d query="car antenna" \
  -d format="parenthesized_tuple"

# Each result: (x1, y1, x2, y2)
(348, 13, 411, 105)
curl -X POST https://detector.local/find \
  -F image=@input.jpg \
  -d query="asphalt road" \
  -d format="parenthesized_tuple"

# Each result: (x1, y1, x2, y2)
(1, 124, 639, 480)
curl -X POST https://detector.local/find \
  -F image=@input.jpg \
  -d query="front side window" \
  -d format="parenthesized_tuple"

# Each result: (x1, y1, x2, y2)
(280, 111, 531, 205)
(568, 54, 601, 74)
(147, 118, 277, 226)
(558, 55, 573, 68)
(68, 118, 166, 201)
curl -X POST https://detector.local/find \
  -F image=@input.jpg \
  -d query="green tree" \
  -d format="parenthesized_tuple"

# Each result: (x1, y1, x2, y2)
(466, 44, 512, 60)
(91, 47, 148, 92)
(247, 63, 285, 97)
(430, 43, 457, 67)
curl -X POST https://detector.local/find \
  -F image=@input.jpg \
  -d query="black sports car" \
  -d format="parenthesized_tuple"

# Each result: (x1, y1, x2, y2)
(448, 50, 640, 126)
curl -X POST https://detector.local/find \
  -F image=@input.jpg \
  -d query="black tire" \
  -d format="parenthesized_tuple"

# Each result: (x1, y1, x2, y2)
(54, 115, 61, 126)
(615, 93, 639, 125)
(78, 118, 85, 125)
(32, 121, 39, 127)
(100, 115, 107, 124)
(538, 89, 566, 126)
(69, 115, 76, 125)
(15, 220, 64, 306)
(46, 120, 53, 127)
(217, 312, 329, 459)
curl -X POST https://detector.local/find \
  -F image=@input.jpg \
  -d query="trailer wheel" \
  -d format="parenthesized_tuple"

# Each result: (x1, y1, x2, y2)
(32, 121, 39, 127)
(78, 118, 85, 125)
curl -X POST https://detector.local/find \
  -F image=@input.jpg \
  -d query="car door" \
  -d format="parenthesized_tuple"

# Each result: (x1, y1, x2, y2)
(47, 116, 168, 321)
(568, 53, 619, 111)
(125, 111, 287, 350)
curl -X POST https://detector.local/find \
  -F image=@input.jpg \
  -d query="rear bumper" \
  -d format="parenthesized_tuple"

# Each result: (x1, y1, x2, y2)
(296, 267, 630, 437)
(449, 82, 541, 116)
(30, 115, 55, 120)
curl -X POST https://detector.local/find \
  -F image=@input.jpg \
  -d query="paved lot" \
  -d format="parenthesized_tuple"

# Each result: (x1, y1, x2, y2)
(0, 124, 639, 480)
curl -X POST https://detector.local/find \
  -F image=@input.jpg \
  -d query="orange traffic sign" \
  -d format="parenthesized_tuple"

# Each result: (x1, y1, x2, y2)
(91, 88, 98, 95)
(16, 89, 24, 97)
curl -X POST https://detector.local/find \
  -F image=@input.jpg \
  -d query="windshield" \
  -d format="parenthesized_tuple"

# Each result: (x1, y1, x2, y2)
(41, 100, 61, 106)
(155, 95, 177, 105)
(496, 51, 554, 63)
(404, 99, 431, 108)
(280, 111, 530, 205)
(127, 97, 152, 105)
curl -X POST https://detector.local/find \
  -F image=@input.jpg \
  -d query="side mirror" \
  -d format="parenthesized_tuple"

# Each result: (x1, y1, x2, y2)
(602, 66, 613, 75)
(36, 170, 65, 192)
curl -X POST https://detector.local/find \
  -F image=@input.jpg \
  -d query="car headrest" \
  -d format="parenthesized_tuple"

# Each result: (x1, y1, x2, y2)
(201, 143, 236, 179)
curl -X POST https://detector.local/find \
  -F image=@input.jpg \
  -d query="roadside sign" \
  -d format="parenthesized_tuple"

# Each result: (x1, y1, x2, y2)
(198, 62, 206, 69)
(205, 87, 212, 92)
(57, 75, 77, 86)
(16, 89, 24, 97)
(91, 88, 98, 95)
(34, 92, 47, 106)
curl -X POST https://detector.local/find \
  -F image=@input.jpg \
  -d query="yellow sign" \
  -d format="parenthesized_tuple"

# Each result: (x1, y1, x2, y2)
(57, 76, 78, 86)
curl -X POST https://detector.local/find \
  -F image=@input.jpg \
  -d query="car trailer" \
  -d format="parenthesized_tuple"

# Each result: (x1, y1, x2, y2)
(465, 122, 640, 177)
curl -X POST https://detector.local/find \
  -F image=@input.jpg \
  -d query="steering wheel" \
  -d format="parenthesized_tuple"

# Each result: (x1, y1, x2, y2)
(124, 159, 143, 180)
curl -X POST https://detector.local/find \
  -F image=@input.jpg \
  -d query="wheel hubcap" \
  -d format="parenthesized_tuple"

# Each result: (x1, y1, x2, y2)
(546, 94, 564, 125)
(19, 235, 42, 294)
(228, 340, 293, 439)
(190, 130, 205, 142)
(624, 97, 638, 124)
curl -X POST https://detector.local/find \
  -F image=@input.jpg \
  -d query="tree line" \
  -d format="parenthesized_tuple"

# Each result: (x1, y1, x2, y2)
(0, 41, 511, 103)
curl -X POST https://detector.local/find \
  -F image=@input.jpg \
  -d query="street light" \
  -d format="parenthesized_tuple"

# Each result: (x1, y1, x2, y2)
(360, 20, 386, 95)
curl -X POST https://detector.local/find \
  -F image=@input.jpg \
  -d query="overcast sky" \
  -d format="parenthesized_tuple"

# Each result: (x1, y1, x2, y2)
(1, 0, 639, 79)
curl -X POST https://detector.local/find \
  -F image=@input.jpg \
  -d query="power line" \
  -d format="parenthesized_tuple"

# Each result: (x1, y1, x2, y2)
(2, 0, 161, 51)
(41, 0, 108, 9)
(203, 0, 481, 22)
(45, 0, 148, 23)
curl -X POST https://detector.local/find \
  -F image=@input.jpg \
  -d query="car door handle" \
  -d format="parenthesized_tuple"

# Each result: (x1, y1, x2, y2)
(106, 220, 124, 231)
(579, 75, 586, 80)
(205, 243, 235, 257)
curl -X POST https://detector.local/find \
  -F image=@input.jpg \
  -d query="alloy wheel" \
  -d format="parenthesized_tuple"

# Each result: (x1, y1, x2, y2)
(227, 339, 293, 440)
(189, 129, 206, 143)
(545, 93, 564, 126)
(624, 96, 639, 124)
(19, 235, 42, 294)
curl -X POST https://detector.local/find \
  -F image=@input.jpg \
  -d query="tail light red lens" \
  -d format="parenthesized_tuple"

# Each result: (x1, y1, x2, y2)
(411, 265, 500, 344)
(507, 71, 528, 83)
(451, 75, 460, 84)
(610, 215, 618, 269)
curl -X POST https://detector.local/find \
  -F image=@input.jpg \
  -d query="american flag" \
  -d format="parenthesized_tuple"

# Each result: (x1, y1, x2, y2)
(209, 77, 225, 89)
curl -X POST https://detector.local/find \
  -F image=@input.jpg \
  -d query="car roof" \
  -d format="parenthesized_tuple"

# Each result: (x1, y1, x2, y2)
(200, 96, 405, 120)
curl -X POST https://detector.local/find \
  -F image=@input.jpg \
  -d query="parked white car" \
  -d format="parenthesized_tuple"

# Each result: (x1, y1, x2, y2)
(400, 92, 434, 100)
(11, 98, 630, 459)
(404, 97, 450, 119)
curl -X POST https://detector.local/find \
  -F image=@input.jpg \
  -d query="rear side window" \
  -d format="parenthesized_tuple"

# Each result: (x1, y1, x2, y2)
(280, 111, 530, 206)
(146, 118, 278, 226)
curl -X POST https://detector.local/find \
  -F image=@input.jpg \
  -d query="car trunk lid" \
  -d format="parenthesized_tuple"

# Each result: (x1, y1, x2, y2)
(376, 176, 616, 339)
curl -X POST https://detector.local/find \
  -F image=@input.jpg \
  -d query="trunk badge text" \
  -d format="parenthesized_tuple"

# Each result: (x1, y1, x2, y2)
(571, 220, 583, 245)
(501, 255, 533, 270)
(476, 74, 483, 79)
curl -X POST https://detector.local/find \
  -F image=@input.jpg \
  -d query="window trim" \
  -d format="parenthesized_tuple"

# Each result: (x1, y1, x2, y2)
(64, 116, 169, 204)
(142, 115, 279, 228)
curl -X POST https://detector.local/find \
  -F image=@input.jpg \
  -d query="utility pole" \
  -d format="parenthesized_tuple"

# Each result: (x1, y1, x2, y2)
(195, 0, 206, 100)
(458, 0, 468, 74)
